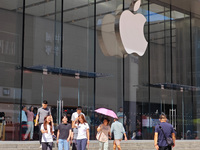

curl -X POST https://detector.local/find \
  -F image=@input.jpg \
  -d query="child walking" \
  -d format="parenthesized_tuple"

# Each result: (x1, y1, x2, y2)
(57, 115, 72, 150)
(40, 115, 54, 150)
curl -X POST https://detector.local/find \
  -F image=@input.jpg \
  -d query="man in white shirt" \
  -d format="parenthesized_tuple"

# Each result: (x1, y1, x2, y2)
(71, 106, 85, 150)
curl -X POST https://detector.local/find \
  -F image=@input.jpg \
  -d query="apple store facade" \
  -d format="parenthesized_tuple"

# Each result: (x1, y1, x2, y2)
(1, 0, 200, 141)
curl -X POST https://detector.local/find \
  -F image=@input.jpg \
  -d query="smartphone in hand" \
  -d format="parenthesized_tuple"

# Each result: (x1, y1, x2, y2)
(53, 135, 57, 139)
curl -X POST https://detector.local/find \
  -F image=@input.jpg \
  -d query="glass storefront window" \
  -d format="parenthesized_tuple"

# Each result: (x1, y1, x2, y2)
(0, 0, 200, 141)
(0, 0, 23, 140)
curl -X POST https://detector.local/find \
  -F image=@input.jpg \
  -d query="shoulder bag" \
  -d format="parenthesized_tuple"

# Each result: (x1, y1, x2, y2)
(96, 131, 102, 141)
(159, 125, 174, 146)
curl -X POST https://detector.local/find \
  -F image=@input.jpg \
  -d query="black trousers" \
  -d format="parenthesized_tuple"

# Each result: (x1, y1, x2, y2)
(72, 139, 77, 150)
(21, 122, 27, 134)
(159, 146, 172, 150)
(39, 123, 43, 144)
(42, 142, 53, 150)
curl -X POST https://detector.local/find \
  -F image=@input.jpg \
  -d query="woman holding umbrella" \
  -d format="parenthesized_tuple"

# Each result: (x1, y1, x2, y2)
(96, 118, 111, 150)
(95, 108, 127, 150)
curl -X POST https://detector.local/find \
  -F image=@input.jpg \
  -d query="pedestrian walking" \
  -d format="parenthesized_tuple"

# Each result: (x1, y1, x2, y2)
(57, 115, 72, 150)
(154, 113, 176, 150)
(117, 107, 126, 127)
(73, 114, 89, 150)
(21, 106, 28, 125)
(110, 118, 127, 150)
(41, 115, 54, 150)
(35, 100, 52, 148)
(24, 106, 34, 140)
(21, 106, 28, 140)
(71, 128, 78, 150)
(71, 106, 85, 150)
(97, 118, 111, 150)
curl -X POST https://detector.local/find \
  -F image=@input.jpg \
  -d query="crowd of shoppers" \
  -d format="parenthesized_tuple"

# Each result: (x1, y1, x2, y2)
(20, 102, 128, 150)
(20, 101, 176, 150)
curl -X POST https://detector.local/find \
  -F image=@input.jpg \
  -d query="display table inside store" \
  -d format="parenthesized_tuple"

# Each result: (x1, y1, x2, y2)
(4, 123, 20, 141)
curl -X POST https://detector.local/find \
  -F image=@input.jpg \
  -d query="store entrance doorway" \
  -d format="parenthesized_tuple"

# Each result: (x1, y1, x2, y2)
(41, 73, 79, 126)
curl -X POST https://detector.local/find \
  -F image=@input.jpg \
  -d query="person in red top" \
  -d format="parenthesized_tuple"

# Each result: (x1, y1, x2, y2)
(24, 106, 35, 140)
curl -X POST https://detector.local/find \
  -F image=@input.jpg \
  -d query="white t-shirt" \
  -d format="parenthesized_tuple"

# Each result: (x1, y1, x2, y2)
(71, 112, 85, 140)
(41, 124, 54, 142)
(76, 123, 89, 140)
(71, 112, 85, 121)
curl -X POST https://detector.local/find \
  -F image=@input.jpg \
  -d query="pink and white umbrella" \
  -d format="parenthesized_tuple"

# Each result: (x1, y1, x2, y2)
(95, 108, 118, 119)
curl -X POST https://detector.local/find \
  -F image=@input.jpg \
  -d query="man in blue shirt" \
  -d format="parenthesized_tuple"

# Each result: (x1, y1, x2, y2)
(110, 118, 127, 150)
(154, 113, 176, 150)
(20, 106, 28, 140)
(21, 106, 27, 125)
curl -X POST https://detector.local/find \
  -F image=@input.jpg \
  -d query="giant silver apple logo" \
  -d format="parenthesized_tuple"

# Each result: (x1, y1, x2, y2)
(119, 0, 148, 56)
(97, 4, 126, 57)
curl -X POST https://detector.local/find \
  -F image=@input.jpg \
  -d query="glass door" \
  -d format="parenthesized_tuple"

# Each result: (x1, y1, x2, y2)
(42, 73, 79, 126)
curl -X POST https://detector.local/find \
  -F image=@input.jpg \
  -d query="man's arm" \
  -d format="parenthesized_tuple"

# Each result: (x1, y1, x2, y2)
(72, 117, 79, 128)
(35, 114, 39, 126)
(49, 109, 54, 124)
(71, 113, 75, 128)
(71, 131, 74, 141)
(124, 133, 127, 141)
(121, 124, 127, 140)
(68, 129, 72, 142)
(154, 132, 159, 150)
(35, 108, 40, 126)
(57, 130, 60, 144)
(172, 133, 176, 147)
(72, 121, 75, 128)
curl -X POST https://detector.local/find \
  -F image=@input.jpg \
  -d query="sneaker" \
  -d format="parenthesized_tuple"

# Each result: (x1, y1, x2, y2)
(39, 145, 42, 148)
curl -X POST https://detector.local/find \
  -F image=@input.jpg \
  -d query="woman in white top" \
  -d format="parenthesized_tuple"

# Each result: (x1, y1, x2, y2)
(73, 114, 90, 150)
(40, 115, 54, 150)
(97, 118, 111, 150)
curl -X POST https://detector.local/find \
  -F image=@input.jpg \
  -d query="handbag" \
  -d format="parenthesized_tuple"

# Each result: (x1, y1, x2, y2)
(159, 125, 174, 146)
(96, 131, 102, 141)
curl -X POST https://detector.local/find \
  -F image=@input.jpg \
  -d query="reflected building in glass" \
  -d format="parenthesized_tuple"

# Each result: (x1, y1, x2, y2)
(0, 0, 200, 141)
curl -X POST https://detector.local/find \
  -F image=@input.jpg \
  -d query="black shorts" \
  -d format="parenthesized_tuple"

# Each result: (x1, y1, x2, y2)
(159, 146, 172, 150)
